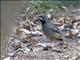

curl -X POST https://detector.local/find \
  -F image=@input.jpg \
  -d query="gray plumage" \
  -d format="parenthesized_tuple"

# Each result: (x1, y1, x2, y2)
(38, 15, 63, 40)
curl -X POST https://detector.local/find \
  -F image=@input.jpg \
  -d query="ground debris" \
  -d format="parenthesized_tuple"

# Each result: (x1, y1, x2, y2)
(3, 4, 80, 60)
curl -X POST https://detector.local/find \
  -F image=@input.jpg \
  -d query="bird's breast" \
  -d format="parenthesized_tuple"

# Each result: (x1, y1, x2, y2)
(42, 25, 61, 40)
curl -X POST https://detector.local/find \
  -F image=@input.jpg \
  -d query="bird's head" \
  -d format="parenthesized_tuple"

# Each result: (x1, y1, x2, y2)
(38, 15, 49, 25)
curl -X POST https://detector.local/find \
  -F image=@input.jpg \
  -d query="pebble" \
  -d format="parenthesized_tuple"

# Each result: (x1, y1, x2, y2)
(4, 57, 11, 60)
(20, 28, 31, 34)
(55, 59, 60, 60)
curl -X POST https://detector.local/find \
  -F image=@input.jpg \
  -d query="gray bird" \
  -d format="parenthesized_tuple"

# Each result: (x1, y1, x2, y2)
(38, 15, 67, 47)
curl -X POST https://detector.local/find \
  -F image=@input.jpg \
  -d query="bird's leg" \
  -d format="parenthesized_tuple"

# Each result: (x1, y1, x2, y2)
(53, 40, 57, 47)
(48, 39, 55, 47)
(62, 36, 68, 49)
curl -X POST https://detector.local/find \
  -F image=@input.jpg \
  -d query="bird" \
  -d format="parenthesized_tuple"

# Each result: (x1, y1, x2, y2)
(37, 14, 67, 47)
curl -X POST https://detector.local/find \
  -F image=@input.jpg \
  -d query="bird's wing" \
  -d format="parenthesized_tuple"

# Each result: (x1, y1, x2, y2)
(49, 24, 62, 34)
